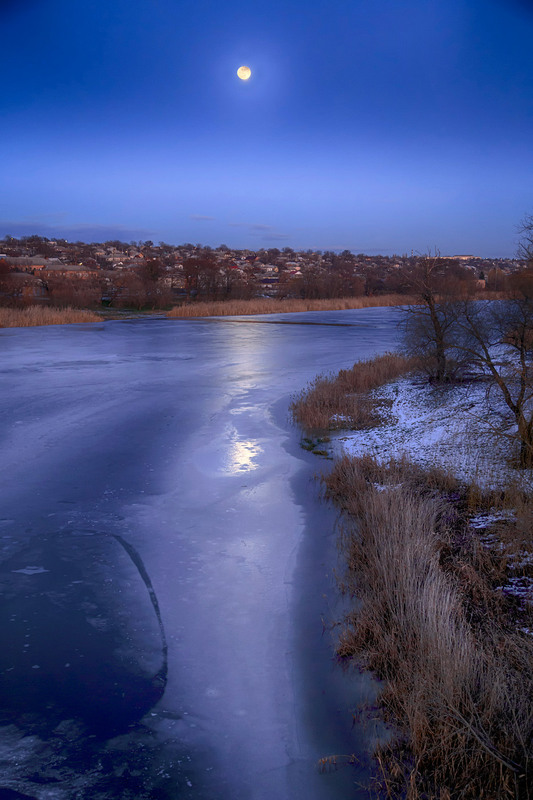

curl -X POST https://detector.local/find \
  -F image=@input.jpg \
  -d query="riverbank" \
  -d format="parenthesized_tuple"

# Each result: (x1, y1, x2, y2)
(0, 306, 171, 327)
(6, 292, 514, 328)
(292, 355, 533, 798)
(0, 297, 410, 328)
(0, 306, 101, 327)
(166, 295, 414, 318)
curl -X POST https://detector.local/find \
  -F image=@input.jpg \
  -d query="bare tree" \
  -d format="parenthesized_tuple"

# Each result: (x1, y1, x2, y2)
(109, 272, 148, 309)
(47, 276, 102, 308)
(0, 259, 11, 301)
(139, 257, 164, 285)
(455, 292, 533, 467)
(182, 255, 221, 299)
(398, 254, 473, 382)
(518, 213, 533, 266)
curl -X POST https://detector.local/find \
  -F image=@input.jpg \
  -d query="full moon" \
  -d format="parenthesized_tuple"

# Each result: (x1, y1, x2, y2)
(237, 65, 251, 80)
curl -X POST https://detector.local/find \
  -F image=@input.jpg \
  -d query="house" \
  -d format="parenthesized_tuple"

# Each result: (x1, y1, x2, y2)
(3, 257, 59, 273)
(41, 264, 99, 281)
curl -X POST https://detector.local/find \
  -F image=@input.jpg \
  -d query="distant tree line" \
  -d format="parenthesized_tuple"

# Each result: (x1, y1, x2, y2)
(1, 221, 531, 309)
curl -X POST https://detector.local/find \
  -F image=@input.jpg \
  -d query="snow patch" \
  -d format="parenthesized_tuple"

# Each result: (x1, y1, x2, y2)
(333, 378, 533, 491)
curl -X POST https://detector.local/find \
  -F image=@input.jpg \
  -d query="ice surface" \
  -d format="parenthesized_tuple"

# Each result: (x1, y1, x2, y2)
(0, 309, 400, 799)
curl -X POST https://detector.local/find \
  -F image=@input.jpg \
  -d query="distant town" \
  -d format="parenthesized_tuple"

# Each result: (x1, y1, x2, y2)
(0, 234, 528, 308)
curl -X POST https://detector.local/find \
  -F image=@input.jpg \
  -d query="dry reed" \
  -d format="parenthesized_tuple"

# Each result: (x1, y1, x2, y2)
(290, 353, 418, 433)
(0, 306, 100, 328)
(166, 294, 415, 318)
(324, 454, 533, 799)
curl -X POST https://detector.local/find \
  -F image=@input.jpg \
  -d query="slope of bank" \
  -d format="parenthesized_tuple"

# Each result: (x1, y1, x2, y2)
(332, 375, 532, 490)
(292, 356, 533, 798)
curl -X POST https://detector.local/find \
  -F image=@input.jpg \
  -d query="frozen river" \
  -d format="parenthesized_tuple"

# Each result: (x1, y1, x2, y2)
(0, 308, 400, 799)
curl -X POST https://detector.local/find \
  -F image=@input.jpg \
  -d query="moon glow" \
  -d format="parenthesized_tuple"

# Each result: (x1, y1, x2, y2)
(237, 65, 251, 80)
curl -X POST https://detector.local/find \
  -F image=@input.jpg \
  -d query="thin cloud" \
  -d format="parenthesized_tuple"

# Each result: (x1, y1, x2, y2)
(353, 246, 395, 254)
(228, 222, 289, 240)
(262, 233, 290, 241)
(228, 222, 274, 231)
(19, 212, 69, 224)
(0, 221, 156, 242)
(321, 244, 394, 254)
(190, 214, 216, 221)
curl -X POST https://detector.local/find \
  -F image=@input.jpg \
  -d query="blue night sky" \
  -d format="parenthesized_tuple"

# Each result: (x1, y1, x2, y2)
(2, 0, 532, 256)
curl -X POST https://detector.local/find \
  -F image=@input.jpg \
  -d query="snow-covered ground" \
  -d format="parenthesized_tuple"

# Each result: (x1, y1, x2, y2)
(330, 374, 533, 617)
(332, 376, 533, 492)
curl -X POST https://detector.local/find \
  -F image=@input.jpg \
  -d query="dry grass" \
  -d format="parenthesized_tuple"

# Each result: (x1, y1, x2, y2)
(166, 294, 415, 318)
(0, 305, 100, 328)
(324, 454, 533, 799)
(290, 353, 418, 433)
(291, 351, 533, 794)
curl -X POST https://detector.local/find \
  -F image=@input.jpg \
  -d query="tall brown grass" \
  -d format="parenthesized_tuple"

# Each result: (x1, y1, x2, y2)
(325, 454, 533, 799)
(290, 353, 418, 433)
(166, 294, 415, 318)
(0, 306, 100, 328)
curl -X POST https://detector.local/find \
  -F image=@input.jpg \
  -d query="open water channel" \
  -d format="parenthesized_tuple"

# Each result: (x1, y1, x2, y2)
(0, 308, 400, 799)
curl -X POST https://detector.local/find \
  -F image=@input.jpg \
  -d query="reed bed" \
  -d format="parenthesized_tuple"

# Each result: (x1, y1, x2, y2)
(0, 305, 101, 328)
(325, 454, 533, 799)
(166, 294, 414, 318)
(290, 352, 418, 433)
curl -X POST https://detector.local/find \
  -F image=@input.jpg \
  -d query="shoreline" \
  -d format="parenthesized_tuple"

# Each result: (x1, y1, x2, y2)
(291, 355, 533, 797)
(165, 294, 413, 318)
(0, 295, 424, 328)
(282, 414, 384, 796)
(0, 290, 507, 328)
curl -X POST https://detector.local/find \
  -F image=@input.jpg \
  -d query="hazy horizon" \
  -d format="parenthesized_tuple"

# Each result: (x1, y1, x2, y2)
(0, 232, 523, 261)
